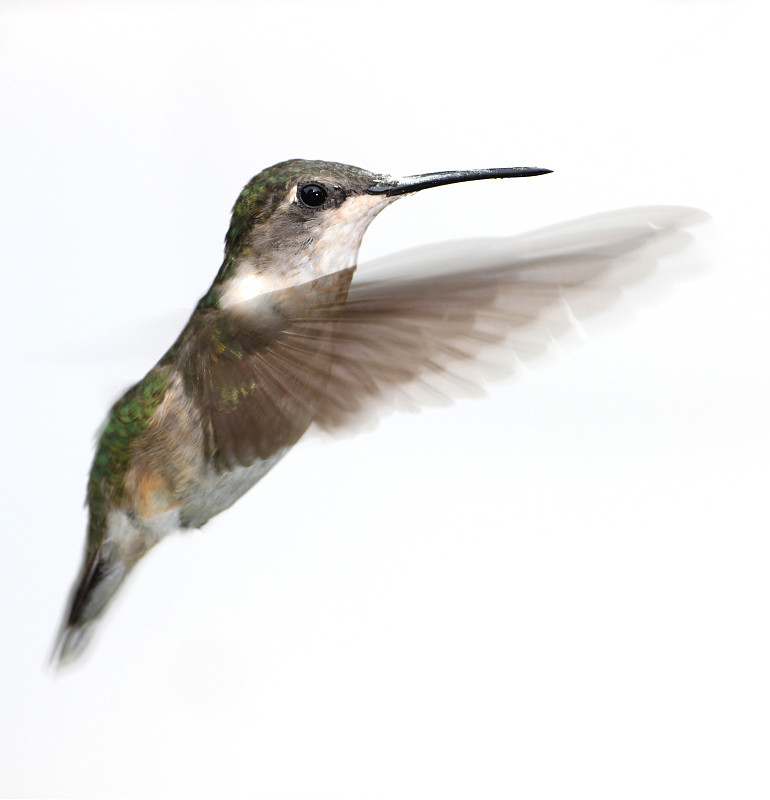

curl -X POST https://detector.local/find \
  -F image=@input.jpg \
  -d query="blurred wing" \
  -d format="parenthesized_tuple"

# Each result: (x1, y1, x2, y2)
(312, 205, 705, 430)
(181, 206, 706, 468)
(177, 269, 356, 468)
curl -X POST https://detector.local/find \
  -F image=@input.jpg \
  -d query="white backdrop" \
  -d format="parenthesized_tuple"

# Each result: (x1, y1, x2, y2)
(1, 1, 768, 798)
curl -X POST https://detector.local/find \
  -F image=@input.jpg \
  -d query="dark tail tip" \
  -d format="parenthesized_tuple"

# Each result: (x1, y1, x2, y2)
(51, 550, 128, 669)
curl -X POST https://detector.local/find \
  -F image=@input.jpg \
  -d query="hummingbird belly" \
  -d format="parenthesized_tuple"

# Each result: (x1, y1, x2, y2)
(116, 372, 291, 534)
(178, 447, 290, 529)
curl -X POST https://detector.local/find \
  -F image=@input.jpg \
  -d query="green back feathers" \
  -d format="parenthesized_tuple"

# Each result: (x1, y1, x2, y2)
(86, 368, 170, 552)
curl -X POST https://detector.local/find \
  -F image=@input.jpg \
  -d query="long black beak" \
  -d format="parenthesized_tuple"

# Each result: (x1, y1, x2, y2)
(368, 166, 553, 197)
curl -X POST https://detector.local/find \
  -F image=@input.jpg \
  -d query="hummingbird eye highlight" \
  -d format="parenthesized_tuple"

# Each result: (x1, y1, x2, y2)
(298, 183, 328, 208)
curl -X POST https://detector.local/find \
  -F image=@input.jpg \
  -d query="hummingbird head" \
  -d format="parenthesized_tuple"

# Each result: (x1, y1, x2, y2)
(221, 160, 394, 288)
(214, 159, 552, 308)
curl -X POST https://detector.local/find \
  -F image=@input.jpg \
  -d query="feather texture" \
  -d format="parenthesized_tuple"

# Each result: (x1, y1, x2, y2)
(174, 206, 704, 470)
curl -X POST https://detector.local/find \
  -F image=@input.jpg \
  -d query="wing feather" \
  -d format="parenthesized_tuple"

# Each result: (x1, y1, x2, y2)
(176, 207, 705, 468)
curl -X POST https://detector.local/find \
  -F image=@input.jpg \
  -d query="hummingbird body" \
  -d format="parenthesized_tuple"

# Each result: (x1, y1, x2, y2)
(55, 157, 567, 665)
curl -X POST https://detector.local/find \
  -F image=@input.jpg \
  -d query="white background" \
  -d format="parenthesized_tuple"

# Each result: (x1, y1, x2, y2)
(1, 1, 768, 798)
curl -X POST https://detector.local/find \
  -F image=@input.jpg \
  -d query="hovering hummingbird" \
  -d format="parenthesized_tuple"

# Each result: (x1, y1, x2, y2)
(53, 158, 696, 667)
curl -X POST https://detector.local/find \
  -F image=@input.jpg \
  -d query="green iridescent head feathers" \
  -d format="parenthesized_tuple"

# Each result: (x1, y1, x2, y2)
(223, 159, 379, 258)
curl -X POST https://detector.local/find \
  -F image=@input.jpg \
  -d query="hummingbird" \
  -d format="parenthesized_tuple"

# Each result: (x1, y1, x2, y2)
(60, 156, 677, 667)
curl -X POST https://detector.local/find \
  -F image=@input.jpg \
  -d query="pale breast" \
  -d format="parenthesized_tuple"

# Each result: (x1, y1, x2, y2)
(178, 448, 290, 529)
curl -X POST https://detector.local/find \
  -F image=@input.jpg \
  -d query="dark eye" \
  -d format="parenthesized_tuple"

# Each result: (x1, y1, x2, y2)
(298, 183, 328, 207)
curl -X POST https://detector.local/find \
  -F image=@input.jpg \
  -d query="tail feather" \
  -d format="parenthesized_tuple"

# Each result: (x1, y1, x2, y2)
(52, 545, 129, 667)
